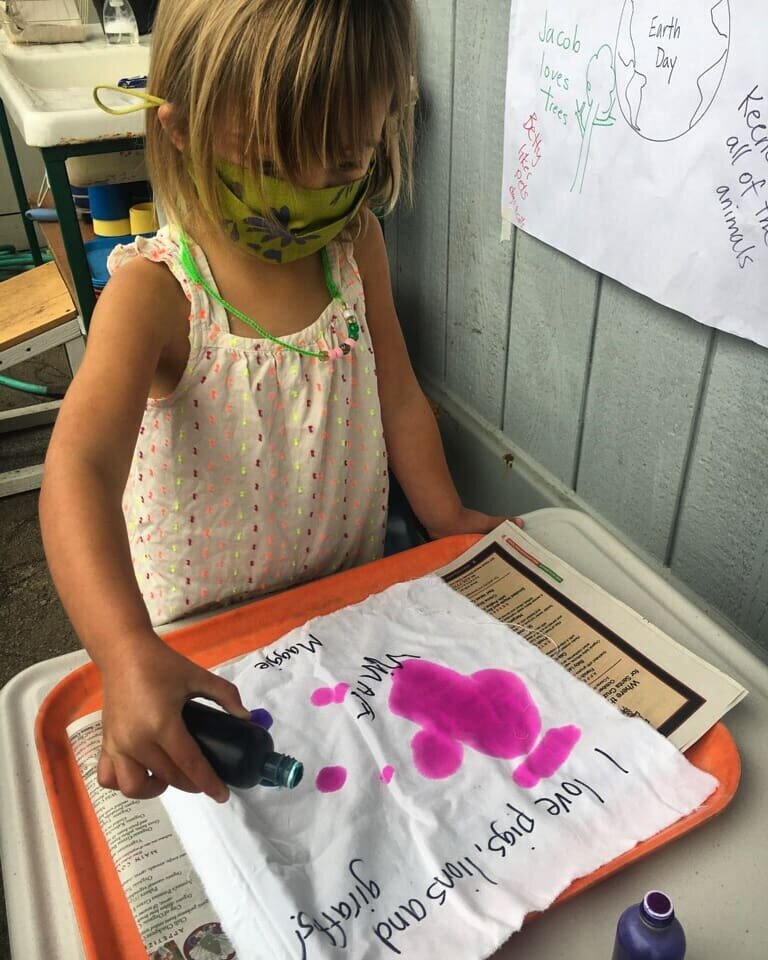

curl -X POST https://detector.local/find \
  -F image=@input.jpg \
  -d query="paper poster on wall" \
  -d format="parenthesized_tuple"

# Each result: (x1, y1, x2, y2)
(161, 576, 716, 959)
(501, 0, 768, 348)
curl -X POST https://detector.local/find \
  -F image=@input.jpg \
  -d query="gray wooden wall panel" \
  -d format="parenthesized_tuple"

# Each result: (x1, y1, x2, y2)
(444, 0, 515, 425)
(671, 334, 768, 647)
(502, 231, 599, 486)
(390, 0, 768, 655)
(391, 0, 456, 380)
(576, 281, 711, 561)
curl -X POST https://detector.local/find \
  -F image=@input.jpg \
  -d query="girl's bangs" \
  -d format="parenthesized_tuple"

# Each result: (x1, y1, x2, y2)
(147, 0, 415, 225)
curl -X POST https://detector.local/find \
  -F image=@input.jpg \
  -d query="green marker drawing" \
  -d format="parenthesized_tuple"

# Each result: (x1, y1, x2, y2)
(571, 44, 616, 194)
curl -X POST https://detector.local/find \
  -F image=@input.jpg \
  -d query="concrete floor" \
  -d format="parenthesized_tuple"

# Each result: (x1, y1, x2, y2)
(1, 348, 80, 957)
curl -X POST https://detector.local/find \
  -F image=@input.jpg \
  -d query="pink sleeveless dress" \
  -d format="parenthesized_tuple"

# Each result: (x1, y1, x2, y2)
(109, 227, 388, 626)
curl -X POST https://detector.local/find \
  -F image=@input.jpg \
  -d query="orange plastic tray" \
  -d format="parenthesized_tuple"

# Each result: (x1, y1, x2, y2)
(36, 536, 741, 959)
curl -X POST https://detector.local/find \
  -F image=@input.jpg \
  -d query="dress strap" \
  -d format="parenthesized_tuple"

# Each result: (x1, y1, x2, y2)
(330, 237, 365, 315)
(107, 226, 228, 346)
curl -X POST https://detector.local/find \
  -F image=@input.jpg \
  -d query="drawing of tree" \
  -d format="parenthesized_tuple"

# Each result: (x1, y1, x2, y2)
(571, 44, 617, 194)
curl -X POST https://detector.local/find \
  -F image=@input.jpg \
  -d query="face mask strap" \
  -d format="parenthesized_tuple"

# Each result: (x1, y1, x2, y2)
(93, 85, 166, 116)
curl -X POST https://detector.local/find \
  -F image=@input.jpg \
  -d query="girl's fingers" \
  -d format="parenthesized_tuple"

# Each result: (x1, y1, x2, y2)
(162, 722, 229, 804)
(140, 744, 202, 794)
(97, 749, 118, 790)
(99, 742, 201, 797)
(190, 674, 250, 720)
(112, 752, 169, 800)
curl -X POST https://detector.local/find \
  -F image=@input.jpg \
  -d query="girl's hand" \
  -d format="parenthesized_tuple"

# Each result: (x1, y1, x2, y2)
(97, 633, 250, 802)
(425, 508, 524, 541)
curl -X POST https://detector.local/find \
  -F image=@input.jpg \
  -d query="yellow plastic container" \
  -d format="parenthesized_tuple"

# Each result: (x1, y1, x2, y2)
(92, 218, 132, 238)
(129, 202, 157, 234)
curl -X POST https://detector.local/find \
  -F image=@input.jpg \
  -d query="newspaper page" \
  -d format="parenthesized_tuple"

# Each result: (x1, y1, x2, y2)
(436, 521, 746, 751)
(66, 713, 237, 960)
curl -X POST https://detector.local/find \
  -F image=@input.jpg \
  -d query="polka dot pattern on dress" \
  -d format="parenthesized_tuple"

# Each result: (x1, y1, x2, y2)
(111, 227, 388, 627)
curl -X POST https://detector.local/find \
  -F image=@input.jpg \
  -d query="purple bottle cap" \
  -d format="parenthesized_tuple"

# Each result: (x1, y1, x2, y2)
(643, 891, 674, 923)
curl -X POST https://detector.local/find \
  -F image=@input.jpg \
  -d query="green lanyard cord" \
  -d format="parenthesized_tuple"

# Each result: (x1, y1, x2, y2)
(320, 245, 344, 303)
(177, 232, 357, 361)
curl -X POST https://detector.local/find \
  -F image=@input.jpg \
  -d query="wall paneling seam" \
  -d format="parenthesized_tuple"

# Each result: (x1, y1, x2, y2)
(665, 326, 718, 567)
(572, 273, 603, 490)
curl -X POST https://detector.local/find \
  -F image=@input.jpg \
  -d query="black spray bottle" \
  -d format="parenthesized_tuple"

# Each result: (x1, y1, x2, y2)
(182, 699, 303, 789)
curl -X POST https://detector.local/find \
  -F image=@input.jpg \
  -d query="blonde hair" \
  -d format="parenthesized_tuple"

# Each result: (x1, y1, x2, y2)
(146, 0, 416, 233)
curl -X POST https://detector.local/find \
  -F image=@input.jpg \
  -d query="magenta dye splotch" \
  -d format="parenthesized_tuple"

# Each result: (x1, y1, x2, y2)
(380, 765, 395, 785)
(316, 766, 347, 793)
(310, 682, 350, 707)
(389, 659, 580, 785)
(512, 725, 581, 787)
(310, 687, 334, 707)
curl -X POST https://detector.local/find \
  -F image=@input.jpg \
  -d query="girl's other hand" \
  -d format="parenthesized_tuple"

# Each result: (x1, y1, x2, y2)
(96, 634, 250, 803)
(425, 508, 524, 540)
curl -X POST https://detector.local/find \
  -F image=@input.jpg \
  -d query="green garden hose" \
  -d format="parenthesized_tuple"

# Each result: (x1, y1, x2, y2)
(0, 244, 62, 397)
(0, 374, 67, 398)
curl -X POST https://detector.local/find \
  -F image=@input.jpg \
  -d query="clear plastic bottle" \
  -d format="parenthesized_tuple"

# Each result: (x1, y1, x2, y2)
(102, 0, 139, 45)
(612, 891, 686, 960)
(182, 699, 303, 789)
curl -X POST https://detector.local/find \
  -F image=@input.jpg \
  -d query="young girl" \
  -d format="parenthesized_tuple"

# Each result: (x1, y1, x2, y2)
(40, 0, 511, 805)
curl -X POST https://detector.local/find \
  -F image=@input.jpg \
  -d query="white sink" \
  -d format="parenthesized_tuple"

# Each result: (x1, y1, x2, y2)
(0, 25, 150, 147)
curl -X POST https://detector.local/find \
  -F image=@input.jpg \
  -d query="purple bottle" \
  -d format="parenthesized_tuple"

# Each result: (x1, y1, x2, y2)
(612, 891, 686, 960)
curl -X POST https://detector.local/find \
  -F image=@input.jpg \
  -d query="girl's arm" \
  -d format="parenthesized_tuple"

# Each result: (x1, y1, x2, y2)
(40, 258, 247, 802)
(355, 210, 511, 538)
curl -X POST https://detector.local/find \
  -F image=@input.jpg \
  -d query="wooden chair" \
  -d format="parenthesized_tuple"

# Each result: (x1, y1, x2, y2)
(0, 261, 85, 497)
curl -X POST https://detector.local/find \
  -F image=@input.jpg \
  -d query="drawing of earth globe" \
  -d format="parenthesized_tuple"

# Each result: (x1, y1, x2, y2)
(615, 0, 730, 141)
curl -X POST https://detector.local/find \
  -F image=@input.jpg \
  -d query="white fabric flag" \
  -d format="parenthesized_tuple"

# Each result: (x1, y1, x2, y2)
(161, 576, 717, 959)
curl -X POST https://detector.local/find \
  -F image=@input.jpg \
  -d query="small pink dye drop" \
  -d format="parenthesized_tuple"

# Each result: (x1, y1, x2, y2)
(310, 682, 350, 707)
(316, 766, 347, 793)
(310, 687, 334, 707)
(512, 725, 582, 788)
(333, 682, 350, 702)
(380, 765, 395, 785)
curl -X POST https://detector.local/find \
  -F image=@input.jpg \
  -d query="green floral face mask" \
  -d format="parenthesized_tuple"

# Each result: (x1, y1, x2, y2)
(211, 159, 372, 263)
(91, 86, 373, 262)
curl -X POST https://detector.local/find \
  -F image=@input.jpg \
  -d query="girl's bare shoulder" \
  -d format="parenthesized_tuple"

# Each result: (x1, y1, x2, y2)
(99, 253, 190, 342)
(352, 206, 386, 275)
